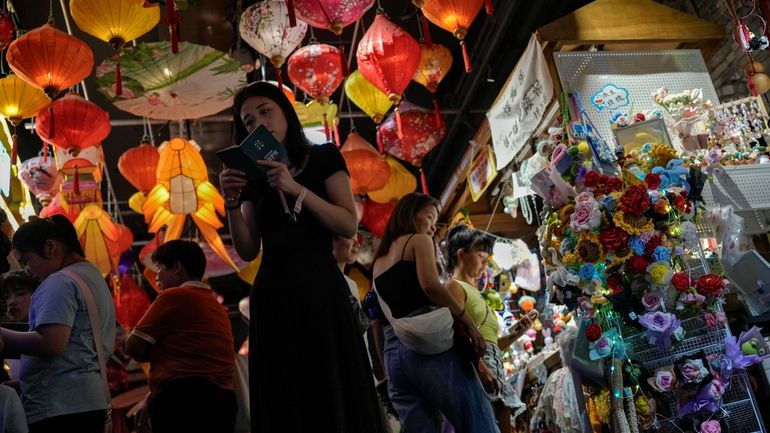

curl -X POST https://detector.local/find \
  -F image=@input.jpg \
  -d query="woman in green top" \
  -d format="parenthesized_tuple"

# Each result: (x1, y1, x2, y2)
(445, 225, 534, 433)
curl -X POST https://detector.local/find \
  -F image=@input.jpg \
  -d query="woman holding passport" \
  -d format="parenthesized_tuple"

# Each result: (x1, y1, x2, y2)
(219, 81, 385, 433)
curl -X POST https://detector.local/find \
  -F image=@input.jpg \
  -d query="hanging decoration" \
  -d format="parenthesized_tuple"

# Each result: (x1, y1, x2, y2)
(239, 0, 307, 88)
(344, 70, 392, 124)
(340, 132, 390, 195)
(35, 92, 112, 156)
(377, 101, 446, 193)
(95, 41, 247, 120)
(357, 14, 421, 138)
(70, 0, 161, 96)
(18, 154, 63, 205)
(6, 24, 94, 99)
(0, 9, 15, 50)
(59, 156, 103, 212)
(361, 198, 396, 239)
(118, 141, 160, 213)
(142, 136, 238, 270)
(294, 100, 338, 142)
(114, 273, 151, 330)
(287, 44, 344, 142)
(74, 204, 131, 276)
(419, 0, 484, 72)
(0, 74, 51, 163)
(368, 156, 417, 204)
(413, 43, 453, 123)
(293, 0, 374, 35)
(39, 195, 81, 223)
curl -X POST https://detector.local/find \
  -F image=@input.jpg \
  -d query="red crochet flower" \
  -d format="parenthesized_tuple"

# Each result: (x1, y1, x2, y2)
(673, 193, 688, 213)
(627, 255, 650, 274)
(607, 273, 625, 295)
(696, 274, 724, 297)
(645, 173, 662, 190)
(599, 227, 628, 252)
(645, 235, 663, 256)
(620, 184, 651, 216)
(584, 171, 602, 188)
(585, 323, 603, 342)
(671, 272, 692, 293)
(606, 177, 623, 193)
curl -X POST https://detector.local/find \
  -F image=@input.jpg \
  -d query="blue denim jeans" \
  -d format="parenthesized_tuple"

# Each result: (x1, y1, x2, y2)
(383, 327, 500, 433)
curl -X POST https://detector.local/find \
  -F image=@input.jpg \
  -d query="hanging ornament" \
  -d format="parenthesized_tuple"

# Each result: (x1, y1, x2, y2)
(0, 9, 16, 50)
(368, 156, 417, 204)
(18, 154, 63, 205)
(341, 132, 390, 195)
(36, 93, 111, 156)
(344, 70, 392, 124)
(239, 0, 308, 88)
(293, 0, 374, 35)
(0, 74, 51, 164)
(413, 43, 453, 93)
(419, 0, 484, 72)
(362, 199, 396, 239)
(118, 141, 161, 213)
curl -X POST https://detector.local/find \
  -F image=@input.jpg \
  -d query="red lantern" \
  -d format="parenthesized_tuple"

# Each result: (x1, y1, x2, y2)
(287, 44, 343, 140)
(118, 142, 160, 193)
(6, 24, 94, 99)
(39, 195, 80, 223)
(115, 273, 151, 330)
(0, 10, 15, 50)
(420, 0, 484, 72)
(340, 132, 390, 195)
(293, 0, 374, 35)
(362, 199, 396, 239)
(36, 93, 111, 155)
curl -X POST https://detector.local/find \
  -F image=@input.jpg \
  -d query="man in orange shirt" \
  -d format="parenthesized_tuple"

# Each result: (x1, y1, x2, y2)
(126, 240, 236, 433)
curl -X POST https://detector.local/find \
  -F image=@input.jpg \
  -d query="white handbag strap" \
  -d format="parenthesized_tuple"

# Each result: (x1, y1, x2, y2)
(60, 269, 111, 401)
(371, 283, 396, 324)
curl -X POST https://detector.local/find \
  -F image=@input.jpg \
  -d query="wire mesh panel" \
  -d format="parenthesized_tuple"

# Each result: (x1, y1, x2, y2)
(701, 164, 770, 234)
(625, 317, 727, 370)
(553, 50, 720, 153)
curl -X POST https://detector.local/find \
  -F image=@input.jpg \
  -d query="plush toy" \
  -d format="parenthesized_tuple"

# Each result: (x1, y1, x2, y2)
(725, 326, 770, 369)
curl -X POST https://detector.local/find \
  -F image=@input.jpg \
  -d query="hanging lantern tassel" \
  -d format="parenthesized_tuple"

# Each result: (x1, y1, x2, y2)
(276, 67, 284, 88)
(420, 169, 429, 195)
(10, 130, 17, 165)
(73, 166, 80, 196)
(420, 14, 432, 48)
(485, 0, 494, 15)
(433, 99, 442, 126)
(167, 0, 180, 54)
(42, 142, 49, 163)
(115, 55, 123, 97)
(396, 107, 404, 139)
(48, 106, 55, 139)
(333, 119, 341, 148)
(323, 112, 331, 142)
(461, 41, 472, 73)
(339, 44, 348, 77)
(286, 0, 297, 27)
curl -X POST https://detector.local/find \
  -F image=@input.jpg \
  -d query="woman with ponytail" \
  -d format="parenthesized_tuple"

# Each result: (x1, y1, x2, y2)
(1, 215, 116, 433)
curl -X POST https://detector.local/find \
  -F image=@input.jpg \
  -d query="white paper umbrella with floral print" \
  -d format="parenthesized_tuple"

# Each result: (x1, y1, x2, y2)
(95, 41, 247, 120)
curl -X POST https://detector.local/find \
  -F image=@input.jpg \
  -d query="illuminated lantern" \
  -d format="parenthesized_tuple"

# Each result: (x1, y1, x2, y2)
(239, 0, 307, 88)
(39, 195, 80, 223)
(420, 0, 484, 72)
(59, 158, 102, 212)
(6, 24, 94, 99)
(74, 204, 125, 275)
(18, 155, 63, 205)
(413, 44, 453, 93)
(118, 142, 160, 213)
(70, 0, 161, 96)
(362, 199, 396, 239)
(368, 156, 417, 204)
(36, 93, 111, 157)
(357, 14, 421, 137)
(344, 70, 392, 124)
(518, 295, 536, 312)
(293, 0, 374, 35)
(0, 10, 15, 50)
(0, 74, 51, 163)
(114, 273, 151, 330)
(377, 102, 446, 193)
(340, 132, 390, 195)
(287, 44, 343, 141)
(143, 137, 238, 270)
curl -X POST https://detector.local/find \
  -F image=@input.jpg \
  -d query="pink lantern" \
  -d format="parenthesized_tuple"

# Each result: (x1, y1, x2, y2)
(293, 0, 374, 35)
(18, 155, 63, 205)
(287, 44, 343, 141)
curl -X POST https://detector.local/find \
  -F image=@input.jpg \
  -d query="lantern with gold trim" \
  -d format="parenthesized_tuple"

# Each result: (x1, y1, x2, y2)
(344, 70, 392, 124)
(368, 156, 417, 204)
(340, 132, 390, 196)
(36, 92, 112, 157)
(419, 0, 484, 73)
(0, 74, 51, 163)
(74, 204, 132, 276)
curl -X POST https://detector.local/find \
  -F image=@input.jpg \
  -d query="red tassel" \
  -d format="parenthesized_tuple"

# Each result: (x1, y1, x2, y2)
(420, 15, 432, 48)
(377, 134, 384, 154)
(73, 166, 80, 195)
(396, 107, 404, 139)
(323, 113, 331, 142)
(10, 132, 17, 165)
(433, 99, 441, 126)
(276, 67, 284, 88)
(420, 169, 429, 195)
(115, 56, 123, 96)
(461, 41, 472, 73)
(333, 120, 341, 148)
(43, 142, 48, 163)
(339, 44, 348, 77)
(286, 0, 297, 27)
(48, 106, 55, 139)
(485, 0, 494, 15)
(167, 0, 179, 54)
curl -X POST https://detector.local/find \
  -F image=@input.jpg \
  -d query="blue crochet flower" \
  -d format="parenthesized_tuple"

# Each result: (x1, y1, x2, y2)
(560, 237, 574, 255)
(629, 236, 646, 256)
(579, 263, 596, 281)
(602, 195, 617, 212)
(652, 246, 671, 262)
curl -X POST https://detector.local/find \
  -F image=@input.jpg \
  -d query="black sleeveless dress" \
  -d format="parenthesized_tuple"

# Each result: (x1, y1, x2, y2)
(242, 143, 385, 433)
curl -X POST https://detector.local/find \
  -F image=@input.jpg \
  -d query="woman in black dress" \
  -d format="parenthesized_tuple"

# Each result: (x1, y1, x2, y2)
(219, 81, 385, 433)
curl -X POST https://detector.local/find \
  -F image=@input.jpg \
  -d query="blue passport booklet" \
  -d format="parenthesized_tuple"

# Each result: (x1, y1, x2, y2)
(216, 125, 287, 181)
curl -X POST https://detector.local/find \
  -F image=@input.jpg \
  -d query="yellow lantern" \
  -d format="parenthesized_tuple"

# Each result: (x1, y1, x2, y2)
(412, 44, 453, 93)
(344, 70, 392, 124)
(70, 0, 160, 49)
(368, 156, 417, 203)
(0, 74, 51, 163)
(74, 204, 126, 276)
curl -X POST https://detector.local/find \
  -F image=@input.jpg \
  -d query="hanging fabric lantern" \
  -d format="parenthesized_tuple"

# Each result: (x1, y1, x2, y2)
(362, 199, 396, 239)
(357, 14, 421, 137)
(0, 9, 15, 50)
(419, 0, 484, 73)
(368, 156, 417, 204)
(293, 0, 374, 35)
(39, 195, 81, 223)
(413, 44, 453, 93)
(18, 154, 63, 205)
(287, 44, 344, 141)
(74, 204, 125, 276)
(344, 70, 392, 124)
(36, 93, 112, 156)
(70, 0, 160, 96)
(239, 0, 307, 88)
(6, 24, 94, 99)
(118, 141, 160, 213)
(59, 158, 103, 211)
(115, 273, 151, 330)
(0, 74, 51, 164)
(341, 132, 390, 195)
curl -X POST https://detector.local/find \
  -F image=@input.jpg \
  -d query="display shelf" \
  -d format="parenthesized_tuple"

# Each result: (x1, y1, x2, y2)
(701, 164, 770, 235)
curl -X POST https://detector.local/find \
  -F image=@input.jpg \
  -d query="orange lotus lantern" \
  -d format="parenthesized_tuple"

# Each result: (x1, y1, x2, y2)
(0, 74, 51, 163)
(340, 132, 390, 195)
(74, 204, 127, 275)
(36, 93, 112, 156)
(368, 156, 417, 204)
(6, 24, 94, 99)
(357, 14, 421, 138)
(362, 199, 396, 239)
(420, 0, 484, 73)
(118, 142, 160, 213)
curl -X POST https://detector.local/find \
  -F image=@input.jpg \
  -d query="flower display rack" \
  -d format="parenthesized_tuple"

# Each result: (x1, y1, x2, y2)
(701, 163, 770, 235)
(625, 316, 726, 370)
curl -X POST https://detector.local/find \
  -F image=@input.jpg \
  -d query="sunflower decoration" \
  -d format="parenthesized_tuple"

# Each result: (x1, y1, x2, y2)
(575, 231, 604, 264)
(613, 210, 655, 235)
(641, 143, 678, 171)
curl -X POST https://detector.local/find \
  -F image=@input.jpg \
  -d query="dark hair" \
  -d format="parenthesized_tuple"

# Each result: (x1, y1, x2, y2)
(445, 225, 494, 272)
(233, 81, 310, 167)
(0, 270, 39, 297)
(12, 215, 85, 257)
(375, 192, 440, 259)
(151, 240, 207, 280)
